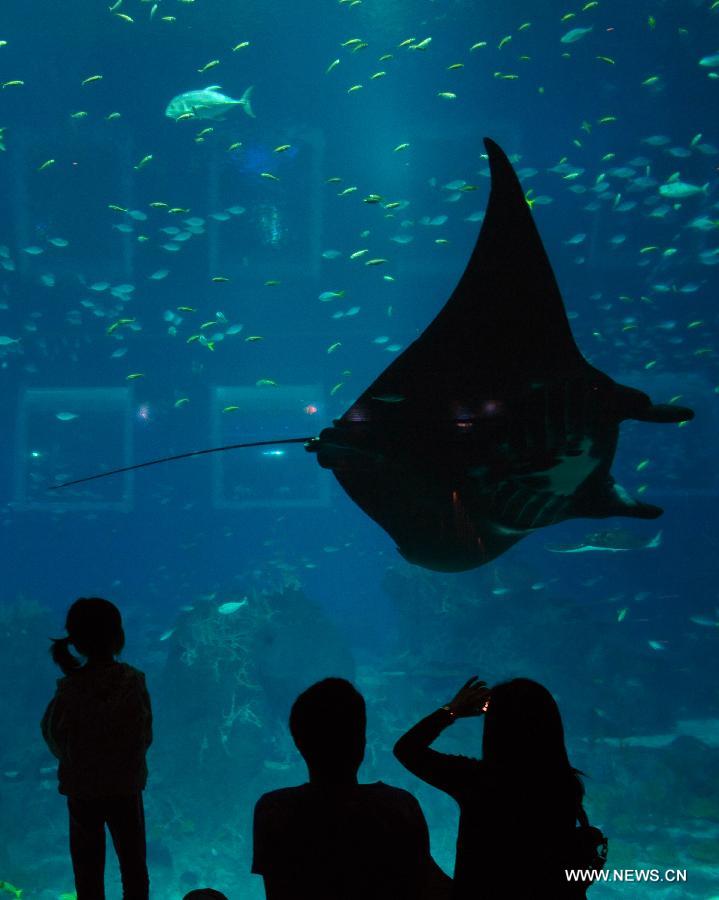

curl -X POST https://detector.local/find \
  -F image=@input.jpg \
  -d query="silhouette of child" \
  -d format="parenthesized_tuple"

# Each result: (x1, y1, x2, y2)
(253, 677, 451, 900)
(41, 597, 153, 900)
(395, 677, 588, 899)
(183, 891, 228, 900)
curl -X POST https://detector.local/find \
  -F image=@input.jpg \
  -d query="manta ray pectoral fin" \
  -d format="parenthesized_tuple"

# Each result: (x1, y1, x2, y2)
(576, 478, 663, 520)
(614, 385, 694, 423)
(629, 402, 694, 424)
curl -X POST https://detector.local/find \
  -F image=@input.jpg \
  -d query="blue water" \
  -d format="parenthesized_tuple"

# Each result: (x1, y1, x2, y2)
(1, 0, 718, 897)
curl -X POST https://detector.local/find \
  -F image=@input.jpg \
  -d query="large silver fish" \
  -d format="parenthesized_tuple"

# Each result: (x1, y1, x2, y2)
(165, 85, 255, 121)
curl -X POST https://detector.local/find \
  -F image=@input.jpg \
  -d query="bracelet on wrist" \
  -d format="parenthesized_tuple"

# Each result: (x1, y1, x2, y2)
(441, 705, 457, 720)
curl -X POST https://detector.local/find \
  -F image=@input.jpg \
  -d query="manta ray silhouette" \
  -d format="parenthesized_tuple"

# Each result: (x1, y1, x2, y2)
(54, 138, 694, 572)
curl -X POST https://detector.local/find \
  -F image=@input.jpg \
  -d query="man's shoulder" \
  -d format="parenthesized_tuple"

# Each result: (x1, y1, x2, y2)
(362, 781, 421, 805)
(255, 784, 309, 812)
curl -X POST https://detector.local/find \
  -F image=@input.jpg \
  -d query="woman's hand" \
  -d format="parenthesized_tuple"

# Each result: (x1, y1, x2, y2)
(445, 676, 491, 718)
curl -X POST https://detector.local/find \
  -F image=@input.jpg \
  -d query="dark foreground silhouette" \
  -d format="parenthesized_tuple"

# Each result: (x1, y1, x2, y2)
(41, 597, 153, 900)
(252, 677, 452, 899)
(395, 677, 607, 899)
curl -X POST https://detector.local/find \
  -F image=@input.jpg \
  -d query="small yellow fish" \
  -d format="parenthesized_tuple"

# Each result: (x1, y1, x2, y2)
(636, 459, 650, 472)
(115, 12, 134, 22)
(347, 84, 363, 93)
(81, 75, 103, 85)
(597, 115, 617, 124)
(327, 342, 342, 353)
(232, 42, 250, 51)
(200, 321, 217, 329)
(260, 172, 280, 181)
(174, 398, 190, 407)
(227, 142, 242, 151)
(106, 112, 121, 120)
(274, 144, 291, 153)
(37, 159, 55, 171)
(326, 58, 340, 73)
(149, 201, 167, 208)
(349, 249, 368, 259)
(186, 335, 200, 343)
(469, 41, 487, 51)
(498, 35, 512, 49)
(175, 112, 195, 122)
(393, 142, 410, 152)
(223, 405, 240, 412)
(447, 63, 464, 70)
(177, 306, 195, 312)
(365, 258, 388, 266)
(378, 54, 393, 62)
(108, 204, 127, 212)
(341, 38, 364, 47)
(436, 91, 457, 99)
(71, 111, 88, 118)
(596, 56, 615, 66)
(134, 154, 153, 170)
(411, 37, 432, 51)
(330, 382, 344, 396)
(245, 335, 264, 342)
(197, 60, 220, 73)
(211, 276, 230, 283)
(617, 607, 628, 623)
(126, 373, 145, 380)
(168, 207, 190, 214)
(338, 186, 358, 196)
(2, 80, 24, 88)
(370, 71, 386, 79)
(264, 279, 281, 286)
(256, 378, 277, 387)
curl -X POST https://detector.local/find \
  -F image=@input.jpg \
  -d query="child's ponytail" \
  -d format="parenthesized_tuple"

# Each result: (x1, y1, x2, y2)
(50, 635, 82, 675)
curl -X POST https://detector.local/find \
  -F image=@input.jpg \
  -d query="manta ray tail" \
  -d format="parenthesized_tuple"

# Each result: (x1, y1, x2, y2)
(50, 436, 313, 491)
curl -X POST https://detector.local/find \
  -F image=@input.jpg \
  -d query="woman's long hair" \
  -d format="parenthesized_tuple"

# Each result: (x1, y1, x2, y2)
(482, 678, 584, 800)
(50, 597, 125, 675)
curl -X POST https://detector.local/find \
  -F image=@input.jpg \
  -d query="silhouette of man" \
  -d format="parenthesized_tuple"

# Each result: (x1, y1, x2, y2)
(252, 678, 451, 900)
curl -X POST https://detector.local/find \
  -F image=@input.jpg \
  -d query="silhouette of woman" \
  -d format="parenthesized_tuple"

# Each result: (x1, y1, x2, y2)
(395, 677, 589, 899)
(41, 597, 153, 900)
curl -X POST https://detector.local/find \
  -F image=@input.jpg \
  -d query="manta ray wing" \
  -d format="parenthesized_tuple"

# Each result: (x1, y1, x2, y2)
(309, 138, 694, 571)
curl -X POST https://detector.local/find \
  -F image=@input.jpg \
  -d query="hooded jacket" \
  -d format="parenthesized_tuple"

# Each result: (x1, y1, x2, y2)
(41, 661, 152, 798)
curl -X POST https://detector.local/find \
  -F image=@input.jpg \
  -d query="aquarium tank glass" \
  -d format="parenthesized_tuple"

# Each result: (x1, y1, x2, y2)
(1, 0, 717, 897)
